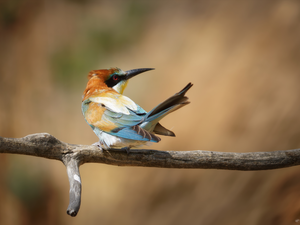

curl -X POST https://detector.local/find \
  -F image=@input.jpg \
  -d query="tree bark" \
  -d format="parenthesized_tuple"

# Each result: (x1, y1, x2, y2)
(1, 133, 299, 216)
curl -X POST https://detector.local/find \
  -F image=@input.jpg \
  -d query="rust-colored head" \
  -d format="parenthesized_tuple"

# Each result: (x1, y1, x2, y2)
(87, 68, 122, 82)
(82, 67, 154, 101)
(82, 68, 121, 101)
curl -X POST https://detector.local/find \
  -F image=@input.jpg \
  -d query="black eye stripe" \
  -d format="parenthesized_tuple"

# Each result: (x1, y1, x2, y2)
(105, 74, 125, 88)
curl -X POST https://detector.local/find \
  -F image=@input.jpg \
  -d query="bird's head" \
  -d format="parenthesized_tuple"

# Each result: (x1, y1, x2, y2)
(85, 67, 154, 95)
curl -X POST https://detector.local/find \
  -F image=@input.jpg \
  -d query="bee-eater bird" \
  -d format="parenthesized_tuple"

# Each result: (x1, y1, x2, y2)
(82, 67, 193, 151)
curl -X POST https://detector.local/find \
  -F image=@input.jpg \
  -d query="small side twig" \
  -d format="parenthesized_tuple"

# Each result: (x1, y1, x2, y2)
(64, 157, 81, 217)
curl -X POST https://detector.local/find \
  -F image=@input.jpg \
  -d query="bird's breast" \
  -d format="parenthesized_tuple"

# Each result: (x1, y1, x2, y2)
(84, 102, 118, 132)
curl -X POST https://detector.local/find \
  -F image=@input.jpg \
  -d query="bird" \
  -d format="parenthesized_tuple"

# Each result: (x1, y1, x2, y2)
(82, 67, 193, 152)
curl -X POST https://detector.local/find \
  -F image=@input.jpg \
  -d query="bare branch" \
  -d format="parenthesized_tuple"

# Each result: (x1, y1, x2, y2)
(1, 133, 300, 216)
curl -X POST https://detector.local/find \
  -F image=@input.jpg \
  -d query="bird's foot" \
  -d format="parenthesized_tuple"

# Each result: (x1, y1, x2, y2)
(121, 147, 131, 155)
(92, 142, 103, 150)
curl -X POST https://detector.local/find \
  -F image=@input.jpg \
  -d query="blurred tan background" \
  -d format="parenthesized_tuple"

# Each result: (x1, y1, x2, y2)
(1, 0, 300, 224)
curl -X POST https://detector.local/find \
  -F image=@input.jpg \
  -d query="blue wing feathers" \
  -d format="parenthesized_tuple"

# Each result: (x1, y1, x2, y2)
(89, 83, 192, 142)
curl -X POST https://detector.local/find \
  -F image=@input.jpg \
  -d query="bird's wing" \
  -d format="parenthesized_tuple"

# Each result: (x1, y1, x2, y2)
(85, 92, 160, 142)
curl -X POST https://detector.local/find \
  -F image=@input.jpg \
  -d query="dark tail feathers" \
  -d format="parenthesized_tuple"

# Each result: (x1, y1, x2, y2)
(149, 82, 193, 136)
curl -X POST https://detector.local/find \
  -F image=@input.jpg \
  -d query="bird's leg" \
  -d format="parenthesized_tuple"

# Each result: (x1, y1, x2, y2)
(121, 147, 131, 155)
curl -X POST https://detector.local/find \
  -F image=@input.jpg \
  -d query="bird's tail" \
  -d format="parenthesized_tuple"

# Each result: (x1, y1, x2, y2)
(143, 82, 193, 136)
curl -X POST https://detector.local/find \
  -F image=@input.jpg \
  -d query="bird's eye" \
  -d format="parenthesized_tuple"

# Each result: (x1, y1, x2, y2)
(113, 75, 118, 81)
(105, 74, 121, 87)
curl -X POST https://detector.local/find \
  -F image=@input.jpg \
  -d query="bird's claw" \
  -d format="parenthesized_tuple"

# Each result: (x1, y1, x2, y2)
(92, 142, 102, 150)
(122, 147, 131, 155)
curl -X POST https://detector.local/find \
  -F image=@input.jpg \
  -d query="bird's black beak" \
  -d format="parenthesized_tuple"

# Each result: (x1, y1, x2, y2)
(125, 68, 154, 80)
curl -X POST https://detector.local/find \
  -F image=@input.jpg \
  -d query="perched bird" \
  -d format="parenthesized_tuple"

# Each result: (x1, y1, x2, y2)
(82, 67, 192, 151)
